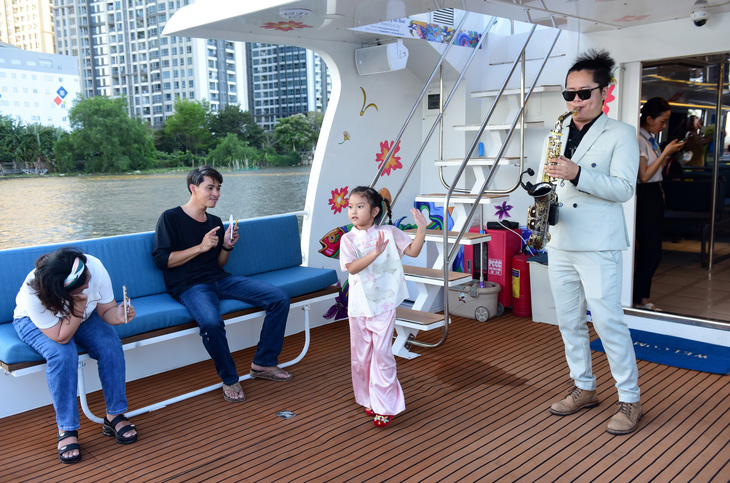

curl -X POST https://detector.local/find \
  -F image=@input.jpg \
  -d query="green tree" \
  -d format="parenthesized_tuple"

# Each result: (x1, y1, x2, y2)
(163, 98, 212, 155)
(274, 113, 314, 153)
(209, 105, 266, 149)
(207, 133, 260, 169)
(0, 116, 65, 173)
(54, 96, 156, 173)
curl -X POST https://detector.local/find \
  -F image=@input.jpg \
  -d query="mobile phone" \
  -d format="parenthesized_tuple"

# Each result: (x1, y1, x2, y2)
(682, 131, 692, 142)
(229, 215, 235, 244)
(122, 285, 129, 324)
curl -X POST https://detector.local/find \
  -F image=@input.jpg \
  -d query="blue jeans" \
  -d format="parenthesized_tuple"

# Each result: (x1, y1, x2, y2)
(178, 275, 290, 385)
(13, 313, 128, 431)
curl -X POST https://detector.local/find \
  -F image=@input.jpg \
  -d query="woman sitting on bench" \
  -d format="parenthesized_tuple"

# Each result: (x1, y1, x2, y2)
(12, 248, 138, 464)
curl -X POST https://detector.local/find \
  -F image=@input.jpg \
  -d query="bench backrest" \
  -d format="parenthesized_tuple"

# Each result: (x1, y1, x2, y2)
(0, 213, 302, 325)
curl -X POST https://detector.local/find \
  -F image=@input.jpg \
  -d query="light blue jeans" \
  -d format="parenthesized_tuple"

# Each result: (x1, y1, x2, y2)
(13, 312, 128, 431)
(178, 275, 290, 386)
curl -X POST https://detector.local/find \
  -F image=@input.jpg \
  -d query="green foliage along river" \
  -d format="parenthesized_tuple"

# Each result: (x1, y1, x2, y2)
(0, 166, 310, 250)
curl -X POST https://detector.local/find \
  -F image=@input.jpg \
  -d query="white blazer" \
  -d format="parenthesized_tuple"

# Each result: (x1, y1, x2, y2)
(538, 114, 639, 251)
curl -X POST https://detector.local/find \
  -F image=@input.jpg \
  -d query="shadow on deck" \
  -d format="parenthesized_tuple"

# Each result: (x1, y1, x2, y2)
(3, 313, 729, 481)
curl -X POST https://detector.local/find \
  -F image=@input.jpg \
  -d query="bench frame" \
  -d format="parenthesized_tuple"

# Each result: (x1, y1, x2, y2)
(3, 287, 338, 424)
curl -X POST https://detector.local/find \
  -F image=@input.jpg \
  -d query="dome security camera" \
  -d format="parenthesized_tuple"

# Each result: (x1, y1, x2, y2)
(690, 8, 708, 27)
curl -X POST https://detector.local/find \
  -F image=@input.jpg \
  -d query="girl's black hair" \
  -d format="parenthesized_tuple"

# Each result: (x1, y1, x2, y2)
(28, 248, 88, 318)
(566, 49, 615, 88)
(640, 97, 671, 126)
(349, 186, 393, 225)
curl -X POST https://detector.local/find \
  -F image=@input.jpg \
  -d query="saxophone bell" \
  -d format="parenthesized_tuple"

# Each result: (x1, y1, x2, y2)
(528, 182, 553, 198)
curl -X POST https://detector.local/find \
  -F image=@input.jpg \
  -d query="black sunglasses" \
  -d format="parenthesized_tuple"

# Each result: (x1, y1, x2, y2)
(562, 86, 602, 101)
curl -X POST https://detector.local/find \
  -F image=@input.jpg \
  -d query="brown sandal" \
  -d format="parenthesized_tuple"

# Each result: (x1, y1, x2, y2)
(222, 382, 246, 402)
(249, 366, 293, 381)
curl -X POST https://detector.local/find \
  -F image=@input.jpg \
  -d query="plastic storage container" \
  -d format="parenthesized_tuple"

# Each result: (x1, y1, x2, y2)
(448, 281, 502, 322)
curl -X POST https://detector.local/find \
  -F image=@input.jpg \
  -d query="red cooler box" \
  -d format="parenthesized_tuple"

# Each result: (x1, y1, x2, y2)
(464, 227, 522, 308)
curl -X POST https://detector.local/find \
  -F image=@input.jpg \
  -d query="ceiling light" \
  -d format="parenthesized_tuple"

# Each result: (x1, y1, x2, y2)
(279, 8, 311, 20)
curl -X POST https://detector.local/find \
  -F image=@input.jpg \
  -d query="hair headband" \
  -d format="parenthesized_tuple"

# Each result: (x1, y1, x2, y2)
(63, 257, 86, 289)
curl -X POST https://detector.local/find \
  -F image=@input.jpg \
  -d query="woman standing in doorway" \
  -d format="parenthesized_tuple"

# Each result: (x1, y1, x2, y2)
(633, 98, 686, 310)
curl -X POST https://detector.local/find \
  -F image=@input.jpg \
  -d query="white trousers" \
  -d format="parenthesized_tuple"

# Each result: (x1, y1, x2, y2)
(548, 248, 640, 403)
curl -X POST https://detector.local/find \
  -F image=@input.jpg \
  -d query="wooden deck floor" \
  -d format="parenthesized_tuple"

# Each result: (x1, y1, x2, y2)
(3, 313, 730, 482)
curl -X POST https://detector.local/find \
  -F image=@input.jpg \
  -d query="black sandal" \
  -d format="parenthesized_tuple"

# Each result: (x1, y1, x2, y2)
(102, 415, 138, 444)
(57, 430, 82, 464)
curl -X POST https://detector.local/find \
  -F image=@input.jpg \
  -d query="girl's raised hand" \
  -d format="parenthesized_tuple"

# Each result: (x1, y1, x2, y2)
(411, 208, 428, 230)
(373, 230, 390, 256)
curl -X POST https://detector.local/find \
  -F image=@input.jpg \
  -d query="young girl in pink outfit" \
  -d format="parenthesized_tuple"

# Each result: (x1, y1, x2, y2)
(339, 186, 427, 427)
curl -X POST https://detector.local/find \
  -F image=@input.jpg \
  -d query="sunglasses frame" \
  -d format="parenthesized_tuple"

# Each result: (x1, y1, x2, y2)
(562, 85, 603, 101)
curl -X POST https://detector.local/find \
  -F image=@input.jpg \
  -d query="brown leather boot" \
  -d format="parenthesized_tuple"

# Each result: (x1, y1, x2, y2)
(607, 401, 642, 435)
(549, 385, 599, 415)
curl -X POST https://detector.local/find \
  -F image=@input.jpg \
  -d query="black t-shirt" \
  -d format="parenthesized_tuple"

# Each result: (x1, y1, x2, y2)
(152, 206, 229, 299)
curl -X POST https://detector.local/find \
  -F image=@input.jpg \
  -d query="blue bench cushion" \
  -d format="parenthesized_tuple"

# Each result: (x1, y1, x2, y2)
(0, 232, 168, 325)
(0, 266, 338, 366)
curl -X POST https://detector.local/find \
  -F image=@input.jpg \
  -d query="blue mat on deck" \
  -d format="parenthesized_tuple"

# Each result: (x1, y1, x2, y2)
(590, 329, 730, 375)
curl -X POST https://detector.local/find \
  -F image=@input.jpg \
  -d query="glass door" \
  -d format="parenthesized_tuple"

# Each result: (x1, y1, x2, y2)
(635, 54, 730, 321)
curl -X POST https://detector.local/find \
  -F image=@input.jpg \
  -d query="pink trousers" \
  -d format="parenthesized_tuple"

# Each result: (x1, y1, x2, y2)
(349, 309, 405, 416)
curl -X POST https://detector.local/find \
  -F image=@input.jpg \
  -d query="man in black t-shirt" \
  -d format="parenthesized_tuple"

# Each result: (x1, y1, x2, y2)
(152, 166, 292, 403)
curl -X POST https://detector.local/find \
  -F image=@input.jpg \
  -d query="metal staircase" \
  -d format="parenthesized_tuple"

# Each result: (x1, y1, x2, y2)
(370, 17, 565, 358)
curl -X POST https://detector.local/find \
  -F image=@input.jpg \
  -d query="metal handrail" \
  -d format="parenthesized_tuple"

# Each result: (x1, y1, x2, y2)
(445, 29, 562, 263)
(387, 17, 497, 210)
(369, 13, 470, 190)
(410, 28, 562, 351)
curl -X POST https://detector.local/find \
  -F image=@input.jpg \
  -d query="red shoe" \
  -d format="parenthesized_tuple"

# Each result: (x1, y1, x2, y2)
(365, 407, 375, 417)
(374, 414, 393, 427)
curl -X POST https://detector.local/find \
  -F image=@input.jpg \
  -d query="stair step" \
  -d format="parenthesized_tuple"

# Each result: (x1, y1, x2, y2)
(471, 85, 561, 98)
(404, 229, 491, 246)
(435, 157, 521, 167)
(453, 121, 543, 131)
(403, 264, 473, 287)
(395, 307, 446, 329)
(416, 193, 509, 205)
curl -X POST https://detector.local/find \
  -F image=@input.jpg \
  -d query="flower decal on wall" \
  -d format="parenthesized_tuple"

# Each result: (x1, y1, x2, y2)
(261, 21, 313, 31)
(494, 201, 513, 220)
(328, 186, 349, 214)
(603, 84, 617, 115)
(376, 140, 402, 176)
(339, 131, 350, 144)
(323, 280, 349, 320)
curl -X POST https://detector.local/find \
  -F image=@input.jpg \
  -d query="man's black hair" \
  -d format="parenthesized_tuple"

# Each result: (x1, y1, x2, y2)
(187, 166, 223, 193)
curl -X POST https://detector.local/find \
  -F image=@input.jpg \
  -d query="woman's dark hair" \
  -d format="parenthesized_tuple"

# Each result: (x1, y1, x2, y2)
(566, 49, 615, 88)
(349, 186, 393, 225)
(187, 165, 223, 193)
(640, 97, 671, 126)
(28, 248, 88, 317)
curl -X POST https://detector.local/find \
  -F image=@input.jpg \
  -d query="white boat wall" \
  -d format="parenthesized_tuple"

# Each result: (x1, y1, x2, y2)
(3, 0, 730, 419)
(164, 1, 730, 340)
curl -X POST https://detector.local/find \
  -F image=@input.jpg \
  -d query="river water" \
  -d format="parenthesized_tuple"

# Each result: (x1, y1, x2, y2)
(0, 166, 310, 250)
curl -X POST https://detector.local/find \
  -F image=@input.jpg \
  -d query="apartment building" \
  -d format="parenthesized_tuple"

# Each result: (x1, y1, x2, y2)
(52, 0, 247, 127)
(247, 42, 330, 131)
(0, 0, 55, 53)
(0, 44, 80, 129)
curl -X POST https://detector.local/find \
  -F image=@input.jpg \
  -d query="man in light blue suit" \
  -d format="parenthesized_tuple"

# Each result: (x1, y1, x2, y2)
(542, 50, 642, 435)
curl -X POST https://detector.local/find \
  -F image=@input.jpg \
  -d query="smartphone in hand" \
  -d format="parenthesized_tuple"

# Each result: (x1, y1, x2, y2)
(123, 285, 130, 324)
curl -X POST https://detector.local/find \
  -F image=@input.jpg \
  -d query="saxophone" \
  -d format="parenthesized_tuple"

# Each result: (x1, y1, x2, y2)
(525, 108, 578, 250)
